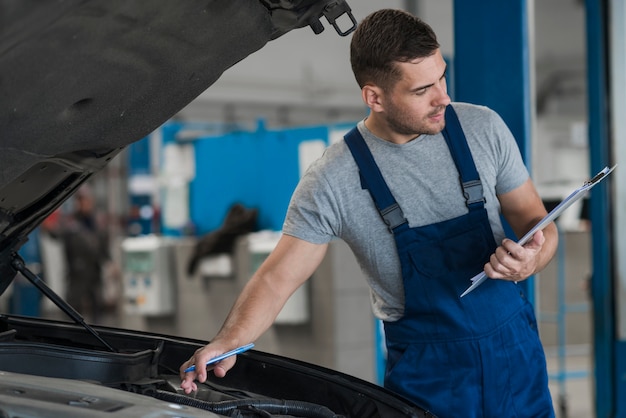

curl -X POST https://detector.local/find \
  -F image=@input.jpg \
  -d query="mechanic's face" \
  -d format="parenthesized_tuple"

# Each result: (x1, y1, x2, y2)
(364, 50, 450, 143)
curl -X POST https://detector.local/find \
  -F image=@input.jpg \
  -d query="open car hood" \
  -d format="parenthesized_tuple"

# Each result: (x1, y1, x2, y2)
(0, 0, 355, 294)
(0, 2, 437, 416)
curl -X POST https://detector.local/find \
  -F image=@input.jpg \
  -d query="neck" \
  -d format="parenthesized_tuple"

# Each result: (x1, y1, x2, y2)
(364, 117, 420, 145)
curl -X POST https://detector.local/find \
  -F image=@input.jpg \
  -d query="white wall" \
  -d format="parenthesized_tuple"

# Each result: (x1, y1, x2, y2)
(178, 1, 453, 126)
(532, 0, 588, 212)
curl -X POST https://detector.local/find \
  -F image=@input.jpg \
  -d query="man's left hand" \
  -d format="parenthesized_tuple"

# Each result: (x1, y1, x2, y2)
(484, 230, 545, 282)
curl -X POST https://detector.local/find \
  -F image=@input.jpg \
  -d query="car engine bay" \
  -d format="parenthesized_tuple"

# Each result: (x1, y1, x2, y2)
(0, 312, 432, 418)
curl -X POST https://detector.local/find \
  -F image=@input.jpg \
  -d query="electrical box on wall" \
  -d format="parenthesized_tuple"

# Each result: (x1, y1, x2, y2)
(121, 235, 176, 316)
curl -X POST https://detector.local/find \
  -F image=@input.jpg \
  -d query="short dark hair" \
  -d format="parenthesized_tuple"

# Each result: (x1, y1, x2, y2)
(350, 9, 439, 90)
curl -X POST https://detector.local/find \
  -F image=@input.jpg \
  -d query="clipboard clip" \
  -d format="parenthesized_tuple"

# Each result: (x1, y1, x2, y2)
(585, 165, 616, 186)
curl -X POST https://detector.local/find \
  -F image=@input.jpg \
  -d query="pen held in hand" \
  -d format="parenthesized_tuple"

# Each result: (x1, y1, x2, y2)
(184, 343, 255, 373)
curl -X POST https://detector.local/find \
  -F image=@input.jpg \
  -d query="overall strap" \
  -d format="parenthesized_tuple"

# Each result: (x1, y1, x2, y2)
(344, 127, 408, 233)
(441, 105, 486, 211)
(344, 105, 486, 232)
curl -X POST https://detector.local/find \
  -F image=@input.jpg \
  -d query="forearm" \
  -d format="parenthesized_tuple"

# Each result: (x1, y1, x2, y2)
(213, 271, 291, 347)
(212, 235, 328, 347)
(179, 235, 328, 392)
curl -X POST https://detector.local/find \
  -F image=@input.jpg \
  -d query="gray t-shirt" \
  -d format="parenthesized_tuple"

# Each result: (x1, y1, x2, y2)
(282, 102, 529, 321)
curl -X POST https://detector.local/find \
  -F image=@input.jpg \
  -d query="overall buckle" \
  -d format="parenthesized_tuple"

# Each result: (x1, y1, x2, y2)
(462, 180, 486, 207)
(381, 203, 407, 232)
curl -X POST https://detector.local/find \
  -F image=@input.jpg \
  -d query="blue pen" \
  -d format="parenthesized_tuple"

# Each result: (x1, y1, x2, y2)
(184, 343, 255, 373)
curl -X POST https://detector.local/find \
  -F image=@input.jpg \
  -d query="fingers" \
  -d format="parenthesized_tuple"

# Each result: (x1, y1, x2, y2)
(484, 249, 514, 278)
(529, 229, 545, 247)
(179, 351, 211, 384)
(489, 240, 517, 271)
(179, 345, 238, 393)
(485, 234, 544, 281)
(179, 352, 200, 394)
(213, 363, 230, 378)
(180, 377, 197, 394)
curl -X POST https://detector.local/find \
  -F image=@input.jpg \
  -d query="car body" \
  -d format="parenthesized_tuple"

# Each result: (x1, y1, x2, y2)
(0, 1, 434, 417)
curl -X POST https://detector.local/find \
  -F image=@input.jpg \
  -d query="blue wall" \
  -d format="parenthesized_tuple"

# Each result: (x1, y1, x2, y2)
(190, 123, 345, 235)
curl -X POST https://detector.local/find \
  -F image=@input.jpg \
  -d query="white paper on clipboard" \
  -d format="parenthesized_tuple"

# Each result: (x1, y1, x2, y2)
(460, 164, 617, 298)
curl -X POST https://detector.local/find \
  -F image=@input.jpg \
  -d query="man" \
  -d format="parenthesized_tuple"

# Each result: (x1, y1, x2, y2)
(181, 9, 557, 417)
(61, 185, 111, 322)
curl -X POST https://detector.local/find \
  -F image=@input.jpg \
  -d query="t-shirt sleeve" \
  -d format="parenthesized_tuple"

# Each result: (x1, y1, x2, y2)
(489, 109, 530, 195)
(282, 159, 338, 245)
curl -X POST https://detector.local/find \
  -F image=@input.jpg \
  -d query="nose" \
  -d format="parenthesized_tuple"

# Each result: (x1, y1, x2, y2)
(434, 79, 451, 107)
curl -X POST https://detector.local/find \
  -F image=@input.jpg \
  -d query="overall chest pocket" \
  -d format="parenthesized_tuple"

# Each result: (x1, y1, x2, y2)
(406, 224, 494, 283)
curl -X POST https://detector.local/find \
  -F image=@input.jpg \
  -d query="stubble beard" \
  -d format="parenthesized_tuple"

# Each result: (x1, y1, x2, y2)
(385, 105, 447, 138)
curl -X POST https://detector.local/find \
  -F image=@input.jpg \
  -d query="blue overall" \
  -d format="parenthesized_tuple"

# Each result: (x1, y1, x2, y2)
(344, 106, 554, 417)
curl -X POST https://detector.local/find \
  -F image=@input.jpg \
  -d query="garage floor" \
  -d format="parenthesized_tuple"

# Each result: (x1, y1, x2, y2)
(546, 350, 593, 417)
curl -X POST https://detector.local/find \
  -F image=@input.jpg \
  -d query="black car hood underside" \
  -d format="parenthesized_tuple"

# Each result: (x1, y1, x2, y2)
(0, 0, 355, 294)
(1, 0, 273, 182)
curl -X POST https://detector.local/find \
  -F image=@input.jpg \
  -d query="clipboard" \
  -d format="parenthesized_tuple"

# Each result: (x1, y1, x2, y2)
(460, 164, 617, 298)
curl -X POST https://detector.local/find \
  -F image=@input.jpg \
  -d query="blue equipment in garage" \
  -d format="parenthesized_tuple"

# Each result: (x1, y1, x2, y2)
(182, 119, 353, 235)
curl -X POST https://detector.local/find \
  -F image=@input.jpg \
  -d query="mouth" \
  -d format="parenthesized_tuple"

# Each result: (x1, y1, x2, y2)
(428, 110, 445, 122)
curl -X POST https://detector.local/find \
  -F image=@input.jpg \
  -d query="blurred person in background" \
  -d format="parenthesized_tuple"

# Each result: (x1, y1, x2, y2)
(60, 185, 116, 323)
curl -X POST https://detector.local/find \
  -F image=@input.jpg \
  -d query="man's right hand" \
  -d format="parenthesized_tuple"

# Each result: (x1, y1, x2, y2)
(179, 343, 238, 394)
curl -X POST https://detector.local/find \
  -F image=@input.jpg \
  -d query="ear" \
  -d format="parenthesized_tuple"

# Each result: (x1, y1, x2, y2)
(361, 85, 385, 113)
